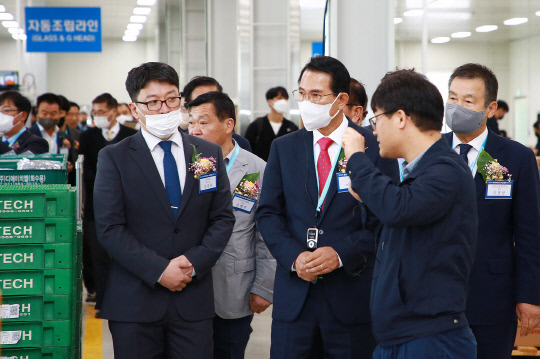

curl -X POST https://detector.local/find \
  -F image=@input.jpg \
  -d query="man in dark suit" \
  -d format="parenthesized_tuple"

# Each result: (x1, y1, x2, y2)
(181, 76, 252, 151)
(0, 91, 48, 155)
(245, 86, 298, 161)
(443, 63, 540, 359)
(256, 56, 398, 359)
(486, 99, 508, 135)
(79, 93, 137, 311)
(93, 62, 235, 359)
(343, 69, 478, 359)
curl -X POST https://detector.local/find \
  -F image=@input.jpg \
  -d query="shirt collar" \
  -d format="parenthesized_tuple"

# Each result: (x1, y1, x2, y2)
(224, 139, 238, 161)
(37, 122, 59, 138)
(402, 142, 436, 180)
(451, 127, 488, 152)
(101, 121, 120, 139)
(313, 114, 348, 147)
(3, 127, 26, 145)
(141, 128, 183, 152)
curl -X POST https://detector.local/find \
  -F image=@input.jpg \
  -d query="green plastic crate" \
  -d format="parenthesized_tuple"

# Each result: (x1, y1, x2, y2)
(1, 295, 73, 322)
(0, 185, 76, 218)
(0, 218, 76, 245)
(0, 346, 74, 359)
(0, 154, 68, 185)
(0, 269, 74, 296)
(0, 243, 75, 270)
(0, 320, 73, 348)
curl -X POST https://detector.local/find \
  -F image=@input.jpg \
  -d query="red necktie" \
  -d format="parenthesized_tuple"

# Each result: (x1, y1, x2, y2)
(317, 137, 334, 196)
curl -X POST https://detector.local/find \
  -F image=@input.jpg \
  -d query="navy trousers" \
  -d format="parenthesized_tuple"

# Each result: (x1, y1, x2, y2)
(470, 321, 517, 359)
(213, 314, 254, 359)
(270, 283, 375, 359)
(108, 297, 212, 359)
(373, 327, 477, 359)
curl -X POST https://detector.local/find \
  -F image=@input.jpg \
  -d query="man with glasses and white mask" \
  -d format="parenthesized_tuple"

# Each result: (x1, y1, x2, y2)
(256, 55, 398, 359)
(93, 62, 235, 359)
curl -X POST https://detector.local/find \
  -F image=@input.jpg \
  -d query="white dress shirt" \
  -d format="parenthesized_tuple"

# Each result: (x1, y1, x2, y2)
(140, 129, 186, 192)
(37, 122, 59, 154)
(313, 115, 348, 176)
(101, 122, 120, 141)
(451, 128, 488, 176)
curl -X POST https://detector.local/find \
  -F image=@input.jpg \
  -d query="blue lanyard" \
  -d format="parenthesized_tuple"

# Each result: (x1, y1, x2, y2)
(226, 144, 240, 174)
(3, 127, 26, 146)
(453, 136, 488, 176)
(314, 144, 342, 212)
(397, 158, 406, 182)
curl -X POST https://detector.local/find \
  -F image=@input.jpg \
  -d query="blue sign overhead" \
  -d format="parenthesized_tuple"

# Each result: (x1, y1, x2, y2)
(312, 42, 323, 57)
(25, 7, 101, 53)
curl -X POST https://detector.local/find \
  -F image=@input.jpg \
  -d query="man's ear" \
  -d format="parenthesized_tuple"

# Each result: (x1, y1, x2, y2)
(352, 105, 363, 121)
(395, 109, 408, 129)
(128, 103, 140, 120)
(336, 93, 350, 111)
(486, 101, 498, 119)
(226, 118, 235, 134)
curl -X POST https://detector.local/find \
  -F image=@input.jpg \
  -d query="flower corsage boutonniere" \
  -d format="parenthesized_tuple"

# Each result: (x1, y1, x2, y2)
(337, 149, 347, 173)
(232, 172, 260, 214)
(189, 145, 217, 193)
(477, 150, 513, 199)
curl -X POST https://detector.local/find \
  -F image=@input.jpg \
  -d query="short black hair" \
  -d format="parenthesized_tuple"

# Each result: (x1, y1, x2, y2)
(0, 90, 32, 114)
(186, 91, 236, 126)
(182, 76, 223, 103)
(58, 95, 71, 112)
(36, 92, 62, 109)
(69, 102, 80, 111)
(371, 69, 444, 132)
(265, 86, 289, 100)
(497, 100, 509, 112)
(125, 62, 179, 101)
(92, 93, 118, 110)
(298, 56, 350, 95)
(449, 63, 498, 107)
(349, 78, 368, 109)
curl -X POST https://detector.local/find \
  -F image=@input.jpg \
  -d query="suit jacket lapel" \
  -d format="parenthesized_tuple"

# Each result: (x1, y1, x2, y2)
(228, 150, 249, 194)
(303, 130, 319, 208)
(176, 131, 197, 219)
(129, 132, 175, 222)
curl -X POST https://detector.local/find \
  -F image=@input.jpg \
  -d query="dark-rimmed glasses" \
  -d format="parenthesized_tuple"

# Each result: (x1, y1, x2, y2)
(367, 111, 394, 131)
(292, 90, 337, 104)
(135, 96, 182, 111)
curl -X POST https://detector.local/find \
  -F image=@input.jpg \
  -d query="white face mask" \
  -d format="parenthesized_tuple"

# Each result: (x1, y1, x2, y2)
(298, 93, 342, 131)
(273, 99, 289, 114)
(116, 115, 132, 125)
(179, 110, 190, 130)
(137, 107, 182, 139)
(93, 116, 111, 129)
(0, 112, 15, 134)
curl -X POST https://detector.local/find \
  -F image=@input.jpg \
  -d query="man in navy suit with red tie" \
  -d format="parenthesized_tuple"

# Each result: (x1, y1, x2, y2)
(444, 63, 540, 359)
(93, 62, 235, 359)
(256, 56, 398, 358)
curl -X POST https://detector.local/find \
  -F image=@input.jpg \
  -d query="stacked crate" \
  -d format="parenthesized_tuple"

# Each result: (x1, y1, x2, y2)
(0, 185, 82, 359)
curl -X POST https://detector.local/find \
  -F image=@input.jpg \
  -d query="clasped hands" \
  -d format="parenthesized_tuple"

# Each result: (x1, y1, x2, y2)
(159, 255, 193, 292)
(294, 247, 340, 282)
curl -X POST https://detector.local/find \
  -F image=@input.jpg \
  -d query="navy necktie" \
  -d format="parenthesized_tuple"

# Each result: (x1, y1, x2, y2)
(459, 143, 472, 165)
(159, 141, 182, 217)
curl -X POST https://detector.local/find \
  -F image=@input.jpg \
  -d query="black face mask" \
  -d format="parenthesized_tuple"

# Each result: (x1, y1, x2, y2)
(38, 117, 58, 130)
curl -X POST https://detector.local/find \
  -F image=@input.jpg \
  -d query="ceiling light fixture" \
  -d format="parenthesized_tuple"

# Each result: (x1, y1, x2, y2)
(475, 25, 498, 33)
(536, 11, 540, 17)
(404, 9, 424, 17)
(2, 21, 19, 28)
(0, 12, 13, 20)
(431, 36, 450, 44)
(123, 35, 138, 42)
(125, 29, 140, 36)
(127, 23, 143, 30)
(130, 15, 147, 23)
(394, 17, 403, 24)
(137, 0, 156, 5)
(7, 27, 23, 35)
(133, 7, 151, 15)
(503, 17, 528, 26)
(0, 5, 5, 12)
(451, 31, 471, 38)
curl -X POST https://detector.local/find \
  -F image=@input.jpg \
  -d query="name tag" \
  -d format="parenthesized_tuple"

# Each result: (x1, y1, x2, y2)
(59, 147, 69, 155)
(336, 172, 350, 193)
(232, 193, 257, 214)
(199, 172, 217, 193)
(485, 180, 513, 199)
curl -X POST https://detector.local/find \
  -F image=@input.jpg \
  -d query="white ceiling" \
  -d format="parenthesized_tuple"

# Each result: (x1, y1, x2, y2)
(0, 0, 158, 40)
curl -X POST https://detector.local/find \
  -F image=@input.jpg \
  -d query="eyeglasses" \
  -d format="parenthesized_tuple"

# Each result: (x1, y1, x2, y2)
(292, 90, 337, 104)
(91, 109, 112, 117)
(367, 111, 394, 131)
(0, 108, 18, 115)
(135, 96, 182, 111)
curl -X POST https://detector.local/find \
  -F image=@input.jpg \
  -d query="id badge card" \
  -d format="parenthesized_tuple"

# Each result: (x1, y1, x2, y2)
(336, 172, 351, 193)
(199, 172, 217, 193)
(59, 147, 69, 155)
(485, 180, 513, 199)
(232, 193, 257, 214)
